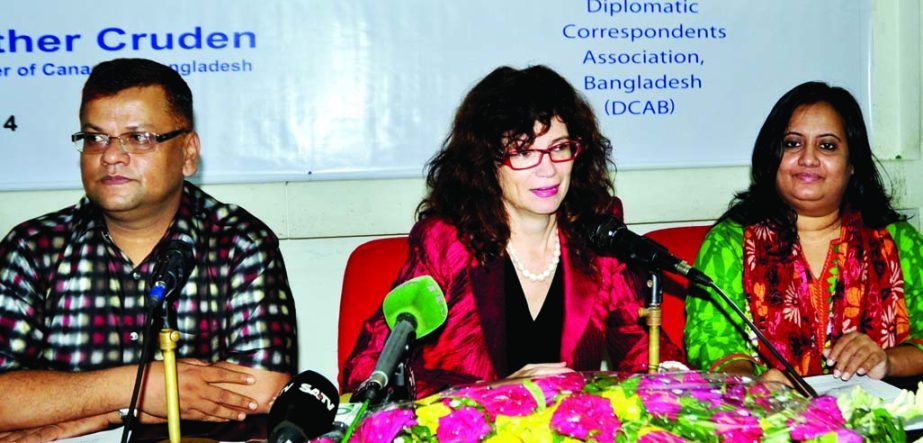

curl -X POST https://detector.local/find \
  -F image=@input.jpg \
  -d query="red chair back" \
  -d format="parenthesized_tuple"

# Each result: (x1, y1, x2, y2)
(338, 237, 410, 385)
(642, 225, 711, 353)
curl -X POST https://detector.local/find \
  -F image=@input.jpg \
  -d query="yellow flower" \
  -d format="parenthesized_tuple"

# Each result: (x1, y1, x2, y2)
(415, 402, 452, 432)
(492, 402, 559, 442)
(417, 393, 443, 405)
(483, 434, 521, 443)
(600, 387, 642, 421)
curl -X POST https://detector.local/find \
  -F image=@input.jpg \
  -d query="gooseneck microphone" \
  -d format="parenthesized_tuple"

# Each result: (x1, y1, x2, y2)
(588, 215, 712, 287)
(587, 216, 816, 397)
(268, 370, 340, 443)
(147, 240, 194, 312)
(352, 275, 448, 406)
(120, 240, 196, 443)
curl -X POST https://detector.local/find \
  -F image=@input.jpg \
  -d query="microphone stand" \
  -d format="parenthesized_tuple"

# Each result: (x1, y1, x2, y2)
(638, 270, 663, 374)
(389, 360, 413, 402)
(704, 281, 817, 397)
(343, 348, 415, 441)
(159, 306, 183, 443)
(120, 306, 162, 443)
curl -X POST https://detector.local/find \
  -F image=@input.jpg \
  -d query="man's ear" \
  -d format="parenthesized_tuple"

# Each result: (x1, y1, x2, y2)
(182, 131, 201, 177)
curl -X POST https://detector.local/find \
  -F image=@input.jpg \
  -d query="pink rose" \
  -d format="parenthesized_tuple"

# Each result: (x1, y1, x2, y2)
(787, 396, 848, 440)
(639, 373, 683, 388)
(679, 371, 710, 385)
(712, 410, 763, 442)
(456, 383, 538, 418)
(550, 393, 621, 443)
(637, 430, 687, 443)
(638, 388, 682, 419)
(688, 386, 724, 409)
(533, 372, 586, 406)
(801, 396, 846, 426)
(830, 429, 864, 443)
(437, 406, 491, 443)
(721, 381, 749, 407)
(349, 408, 416, 443)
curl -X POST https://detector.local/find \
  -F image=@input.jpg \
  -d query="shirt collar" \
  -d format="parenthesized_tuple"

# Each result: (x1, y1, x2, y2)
(72, 181, 203, 249)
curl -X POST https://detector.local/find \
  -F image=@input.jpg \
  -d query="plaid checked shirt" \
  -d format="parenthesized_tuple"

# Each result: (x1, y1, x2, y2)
(0, 182, 297, 375)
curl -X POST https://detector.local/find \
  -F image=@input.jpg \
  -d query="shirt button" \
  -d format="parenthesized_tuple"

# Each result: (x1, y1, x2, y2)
(132, 272, 141, 280)
(130, 332, 140, 342)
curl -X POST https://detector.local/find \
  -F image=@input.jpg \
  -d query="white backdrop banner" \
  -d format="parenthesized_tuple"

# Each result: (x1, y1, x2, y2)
(0, 0, 870, 190)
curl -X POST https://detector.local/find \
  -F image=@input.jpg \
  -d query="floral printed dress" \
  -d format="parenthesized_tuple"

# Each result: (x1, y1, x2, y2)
(684, 212, 923, 375)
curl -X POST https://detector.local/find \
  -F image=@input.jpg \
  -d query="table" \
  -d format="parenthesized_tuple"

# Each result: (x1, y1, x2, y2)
(131, 415, 268, 443)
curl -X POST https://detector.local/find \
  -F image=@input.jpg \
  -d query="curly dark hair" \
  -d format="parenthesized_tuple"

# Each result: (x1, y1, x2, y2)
(721, 81, 902, 245)
(81, 58, 194, 128)
(418, 65, 616, 271)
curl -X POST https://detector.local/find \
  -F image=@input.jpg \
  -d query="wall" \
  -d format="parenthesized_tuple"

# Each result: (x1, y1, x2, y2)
(0, 3, 919, 386)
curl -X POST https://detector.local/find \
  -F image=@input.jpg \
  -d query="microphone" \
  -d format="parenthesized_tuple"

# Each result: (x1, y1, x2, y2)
(147, 240, 194, 311)
(588, 216, 712, 287)
(352, 275, 448, 406)
(268, 370, 340, 443)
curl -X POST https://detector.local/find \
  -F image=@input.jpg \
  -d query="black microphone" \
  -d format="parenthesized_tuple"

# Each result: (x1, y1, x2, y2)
(352, 275, 448, 406)
(147, 240, 194, 311)
(268, 370, 340, 443)
(588, 215, 712, 287)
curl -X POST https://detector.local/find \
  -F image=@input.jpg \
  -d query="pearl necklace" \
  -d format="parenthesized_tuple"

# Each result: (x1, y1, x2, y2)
(505, 234, 561, 282)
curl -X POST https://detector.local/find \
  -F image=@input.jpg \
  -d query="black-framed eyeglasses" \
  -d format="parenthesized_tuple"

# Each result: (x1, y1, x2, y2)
(70, 129, 190, 154)
(499, 140, 582, 170)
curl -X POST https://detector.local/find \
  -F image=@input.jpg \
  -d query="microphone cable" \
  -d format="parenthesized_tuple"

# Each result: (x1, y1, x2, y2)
(705, 281, 817, 397)
(119, 304, 162, 443)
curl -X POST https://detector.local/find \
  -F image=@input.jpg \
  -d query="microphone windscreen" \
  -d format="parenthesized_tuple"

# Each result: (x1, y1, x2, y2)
(268, 370, 339, 440)
(154, 240, 195, 284)
(382, 275, 448, 338)
(587, 215, 627, 250)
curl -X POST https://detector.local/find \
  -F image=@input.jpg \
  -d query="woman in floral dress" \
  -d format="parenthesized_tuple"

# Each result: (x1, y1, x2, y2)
(685, 81, 923, 384)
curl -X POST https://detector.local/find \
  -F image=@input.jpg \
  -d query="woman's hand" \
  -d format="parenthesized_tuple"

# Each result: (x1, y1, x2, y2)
(508, 362, 573, 379)
(717, 361, 793, 390)
(758, 368, 793, 387)
(824, 332, 889, 380)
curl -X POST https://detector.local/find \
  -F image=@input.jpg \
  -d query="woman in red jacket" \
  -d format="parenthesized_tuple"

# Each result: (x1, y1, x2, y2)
(343, 65, 683, 398)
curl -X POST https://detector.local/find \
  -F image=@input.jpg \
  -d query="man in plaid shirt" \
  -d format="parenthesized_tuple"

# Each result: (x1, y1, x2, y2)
(0, 58, 297, 439)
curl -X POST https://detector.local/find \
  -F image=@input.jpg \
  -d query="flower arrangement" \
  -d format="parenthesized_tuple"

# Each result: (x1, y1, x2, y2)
(324, 372, 923, 442)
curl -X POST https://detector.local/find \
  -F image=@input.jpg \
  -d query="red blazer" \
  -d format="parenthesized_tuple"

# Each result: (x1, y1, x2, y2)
(342, 199, 683, 397)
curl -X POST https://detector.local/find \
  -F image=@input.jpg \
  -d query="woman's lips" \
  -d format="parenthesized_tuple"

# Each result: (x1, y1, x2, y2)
(794, 173, 822, 183)
(531, 185, 559, 198)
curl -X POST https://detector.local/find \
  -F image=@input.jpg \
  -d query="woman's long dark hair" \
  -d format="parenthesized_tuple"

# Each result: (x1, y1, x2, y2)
(721, 81, 902, 245)
(418, 65, 615, 271)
